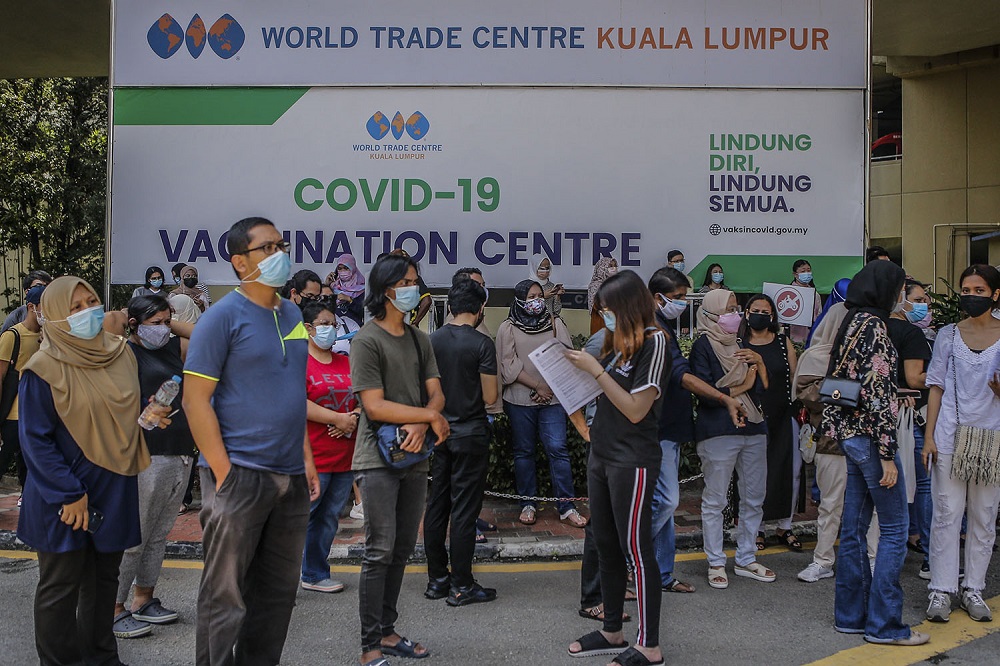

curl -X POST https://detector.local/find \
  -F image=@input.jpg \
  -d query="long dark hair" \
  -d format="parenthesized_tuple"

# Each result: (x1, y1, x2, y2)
(738, 294, 780, 339)
(144, 266, 165, 289)
(702, 263, 724, 288)
(598, 270, 658, 363)
(364, 254, 418, 320)
(960, 264, 1000, 313)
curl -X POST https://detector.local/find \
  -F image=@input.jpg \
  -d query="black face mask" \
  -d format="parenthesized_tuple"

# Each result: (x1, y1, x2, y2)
(960, 295, 996, 318)
(747, 313, 772, 331)
(183, 277, 198, 288)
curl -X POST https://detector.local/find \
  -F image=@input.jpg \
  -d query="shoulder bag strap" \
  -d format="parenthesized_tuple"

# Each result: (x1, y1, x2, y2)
(831, 317, 869, 377)
(952, 326, 961, 426)
(406, 325, 429, 406)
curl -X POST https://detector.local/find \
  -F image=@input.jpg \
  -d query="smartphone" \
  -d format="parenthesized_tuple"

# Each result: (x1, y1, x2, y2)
(553, 283, 564, 291)
(57, 506, 105, 534)
(897, 389, 921, 397)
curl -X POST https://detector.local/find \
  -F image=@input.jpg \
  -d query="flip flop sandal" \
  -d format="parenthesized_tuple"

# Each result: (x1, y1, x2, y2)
(777, 530, 803, 551)
(519, 507, 537, 525)
(568, 630, 629, 658)
(624, 589, 638, 601)
(611, 646, 665, 666)
(578, 605, 631, 622)
(475, 531, 487, 544)
(664, 579, 696, 593)
(360, 659, 390, 666)
(380, 637, 429, 659)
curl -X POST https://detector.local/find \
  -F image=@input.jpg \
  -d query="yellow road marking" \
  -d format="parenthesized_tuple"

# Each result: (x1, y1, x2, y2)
(804, 594, 1000, 665)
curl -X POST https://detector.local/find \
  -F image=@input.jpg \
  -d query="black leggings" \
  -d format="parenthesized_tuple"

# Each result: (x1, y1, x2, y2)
(588, 455, 661, 648)
(0, 420, 27, 488)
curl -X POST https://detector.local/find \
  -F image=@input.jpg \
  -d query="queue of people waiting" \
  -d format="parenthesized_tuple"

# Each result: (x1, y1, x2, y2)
(2, 221, 1000, 664)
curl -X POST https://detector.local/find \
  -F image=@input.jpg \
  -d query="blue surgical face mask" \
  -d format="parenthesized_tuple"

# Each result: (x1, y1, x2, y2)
(657, 295, 687, 320)
(66, 305, 105, 339)
(388, 285, 421, 313)
(149, 278, 164, 289)
(311, 324, 336, 350)
(797, 272, 813, 284)
(906, 302, 929, 324)
(711, 272, 724, 284)
(671, 261, 686, 274)
(244, 250, 292, 288)
(601, 310, 617, 332)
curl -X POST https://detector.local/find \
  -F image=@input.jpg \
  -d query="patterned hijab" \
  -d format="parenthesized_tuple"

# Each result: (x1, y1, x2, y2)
(24, 277, 150, 476)
(507, 279, 553, 334)
(587, 256, 617, 313)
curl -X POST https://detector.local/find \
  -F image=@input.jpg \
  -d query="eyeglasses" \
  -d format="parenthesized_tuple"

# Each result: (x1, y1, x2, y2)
(240, 241, 289, 256)
(299, 293, 320, 301)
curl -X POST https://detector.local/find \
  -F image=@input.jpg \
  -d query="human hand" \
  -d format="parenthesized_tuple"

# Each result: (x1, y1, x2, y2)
(60, 494, 89, 531)
(305, 459, 321, 501)
(723, 396, 747, 428)
(213, 460, 232, 491)
(398, 423, 429, 452)
(147, 397, 173, 429)
(989, 372, 1000, 399)
(429, 413, 451, 446)
(564, 349, 603, 378)
(733, 349, 762, 366)
(740, 365, 758, 389)
(535, 382, 554, 403)
(922, 436, 938, 473)
(879, 459, 898, 488)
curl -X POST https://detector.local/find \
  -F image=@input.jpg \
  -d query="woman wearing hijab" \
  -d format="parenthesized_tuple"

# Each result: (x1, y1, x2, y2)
(168, 292, 202, 324)
(497, 279, 587, 528)
(171, 265, 209, 312)
(16, 277, 166, 665)
(807, 277, 851, 347)
(327, 253, 367, 325)
(821, 260, 929, 646)
(690, 289, 771, 589)
(131, 266, 167, 299)
(588, 256, 618, 334)
(529, 254, 564, 317)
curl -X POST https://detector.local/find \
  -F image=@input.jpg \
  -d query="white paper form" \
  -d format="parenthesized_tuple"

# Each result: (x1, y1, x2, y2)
(527, 338, 604, 414)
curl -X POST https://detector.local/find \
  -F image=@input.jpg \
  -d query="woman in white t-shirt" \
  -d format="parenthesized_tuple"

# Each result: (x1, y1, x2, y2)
(923, 264, 1000, 624)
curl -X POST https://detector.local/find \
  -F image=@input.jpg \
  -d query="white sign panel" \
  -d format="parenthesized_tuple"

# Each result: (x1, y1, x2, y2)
(109, 88, 865, 288)
(762, 282, 817, 326)
(112, 0, 868, 88)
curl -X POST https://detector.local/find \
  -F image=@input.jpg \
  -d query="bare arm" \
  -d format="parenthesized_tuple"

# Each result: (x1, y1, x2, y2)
(169, 320, 195, 339)
(564, 349, 658, 424)
(307, 399, 353, 428)
(902, 359, 927, 390)
(922, 385, 943, 470)
(358, 382, 449, 450)
(410, 295, 432, 326)
(787, 337, 798, 379)
(182, 374, 231, 489)
(481, 373, 499, 406)
(302, 431, 320, 501)
(728, 366, 759, 398)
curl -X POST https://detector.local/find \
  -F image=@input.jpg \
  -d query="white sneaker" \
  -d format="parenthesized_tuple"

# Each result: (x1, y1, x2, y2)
(797, 562, 834, 583)
(301, 579, 345, 593)
(926, 591, 952, 623)
(961, 589, 993, 622)
(350, 502, 364, 520)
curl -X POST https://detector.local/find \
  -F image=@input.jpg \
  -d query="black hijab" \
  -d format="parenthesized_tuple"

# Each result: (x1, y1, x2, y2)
(829, 260, 906, 366)
(507, 279, 553, 334)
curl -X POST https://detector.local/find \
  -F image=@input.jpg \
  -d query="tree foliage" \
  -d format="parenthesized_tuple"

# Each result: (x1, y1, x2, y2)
(0, 78, 108, 309)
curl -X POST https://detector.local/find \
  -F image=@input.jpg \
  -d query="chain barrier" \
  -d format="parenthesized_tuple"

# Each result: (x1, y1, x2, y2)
(476, 472, 705, 503)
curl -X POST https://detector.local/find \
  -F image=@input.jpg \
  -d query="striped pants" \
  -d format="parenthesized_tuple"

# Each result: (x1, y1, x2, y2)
(589, 455, 662, 648)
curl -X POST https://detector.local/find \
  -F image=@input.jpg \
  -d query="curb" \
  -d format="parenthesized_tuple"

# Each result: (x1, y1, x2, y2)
(1, 520, 819, 563)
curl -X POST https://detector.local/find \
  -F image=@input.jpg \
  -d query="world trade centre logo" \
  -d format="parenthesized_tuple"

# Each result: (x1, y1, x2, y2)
(147, 13, 245, 59)
(367, 111, 431, 141)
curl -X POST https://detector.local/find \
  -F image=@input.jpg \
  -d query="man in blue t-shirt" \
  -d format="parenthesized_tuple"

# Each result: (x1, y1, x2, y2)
(183, 217, 319, 666)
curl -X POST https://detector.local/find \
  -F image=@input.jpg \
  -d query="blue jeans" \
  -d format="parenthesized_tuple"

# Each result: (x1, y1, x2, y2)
(651, 439, 681, 586)
(908, 424, 931, 565)
(301, 471, 355, 584)
(835, 436, 910, 642)
(505, 401, 576, 514)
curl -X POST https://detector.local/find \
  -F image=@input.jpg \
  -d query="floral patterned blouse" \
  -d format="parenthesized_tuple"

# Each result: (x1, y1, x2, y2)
(821, 312, 899, 460)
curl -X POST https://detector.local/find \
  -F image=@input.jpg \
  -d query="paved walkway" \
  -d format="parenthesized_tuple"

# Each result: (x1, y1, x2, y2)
(0, 476, 818, 560)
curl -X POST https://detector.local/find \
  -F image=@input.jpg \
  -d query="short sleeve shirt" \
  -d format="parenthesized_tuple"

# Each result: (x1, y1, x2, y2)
(350, 322, 440, 470)
(430, 324, 497, 440)
(184, 291, 309, 475)
(306, 352, 357, 473)
(590, 331, 671, 469)
(0, 323, 42, 420)
(887, 318, 932, 409)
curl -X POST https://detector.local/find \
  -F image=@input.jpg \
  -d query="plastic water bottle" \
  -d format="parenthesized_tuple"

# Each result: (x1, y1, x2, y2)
(138, 375, 181, 431)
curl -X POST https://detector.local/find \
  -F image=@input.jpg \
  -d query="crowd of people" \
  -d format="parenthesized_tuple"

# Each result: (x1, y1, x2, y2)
(2, 221, 1000, 664)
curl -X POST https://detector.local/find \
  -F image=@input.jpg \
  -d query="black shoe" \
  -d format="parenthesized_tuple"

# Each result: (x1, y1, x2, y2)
(424, 576, 450, 600)
(446, 582, 497, 607)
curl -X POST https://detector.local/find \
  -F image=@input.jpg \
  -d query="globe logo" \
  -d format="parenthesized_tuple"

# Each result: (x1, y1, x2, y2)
(709, 224, 722, 236)
(148, 13, 244, 59)
(367, 111, 431, 141)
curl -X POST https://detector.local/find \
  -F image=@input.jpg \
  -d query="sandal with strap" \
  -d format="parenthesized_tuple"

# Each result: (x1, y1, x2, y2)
(611, 646, 665, 666)
(519, 506, 537, 525)
(380, 637, 429, 659)
(568, 630, 629, 658)
(776, 529, 803, 551)
(755, 531, 766, 551)
(663, 579, 695, 593)
(735, 561, 776, 582)
(578, 604, 631, 622)
(707, 566, 729, 590)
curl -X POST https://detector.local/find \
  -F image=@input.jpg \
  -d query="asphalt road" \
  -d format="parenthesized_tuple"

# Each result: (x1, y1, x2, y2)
(1, 547, 998, 665)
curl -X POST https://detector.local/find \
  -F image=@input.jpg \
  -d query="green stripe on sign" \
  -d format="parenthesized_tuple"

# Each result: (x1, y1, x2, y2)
(687, 255, 863, 294)
(113, 88, 309, 126)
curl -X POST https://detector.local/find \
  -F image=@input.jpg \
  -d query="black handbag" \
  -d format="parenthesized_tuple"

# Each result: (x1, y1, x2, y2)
(371, 325, 436, 469)
(0, 328, 21, 422)
(819, 320, 866, 409)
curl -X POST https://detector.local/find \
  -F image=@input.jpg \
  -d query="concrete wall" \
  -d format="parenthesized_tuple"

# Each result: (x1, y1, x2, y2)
(887, 60, 1000, 289)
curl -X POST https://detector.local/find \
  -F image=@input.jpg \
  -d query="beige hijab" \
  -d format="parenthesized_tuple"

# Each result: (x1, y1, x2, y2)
(24, 277, 149, 476)
(697, 289, 764, 424)
(169, 293, 202, 324)
(792, 303, 848, 400)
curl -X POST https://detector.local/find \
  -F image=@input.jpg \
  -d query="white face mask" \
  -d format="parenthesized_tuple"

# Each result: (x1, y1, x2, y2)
(657, 294, 687, 320)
